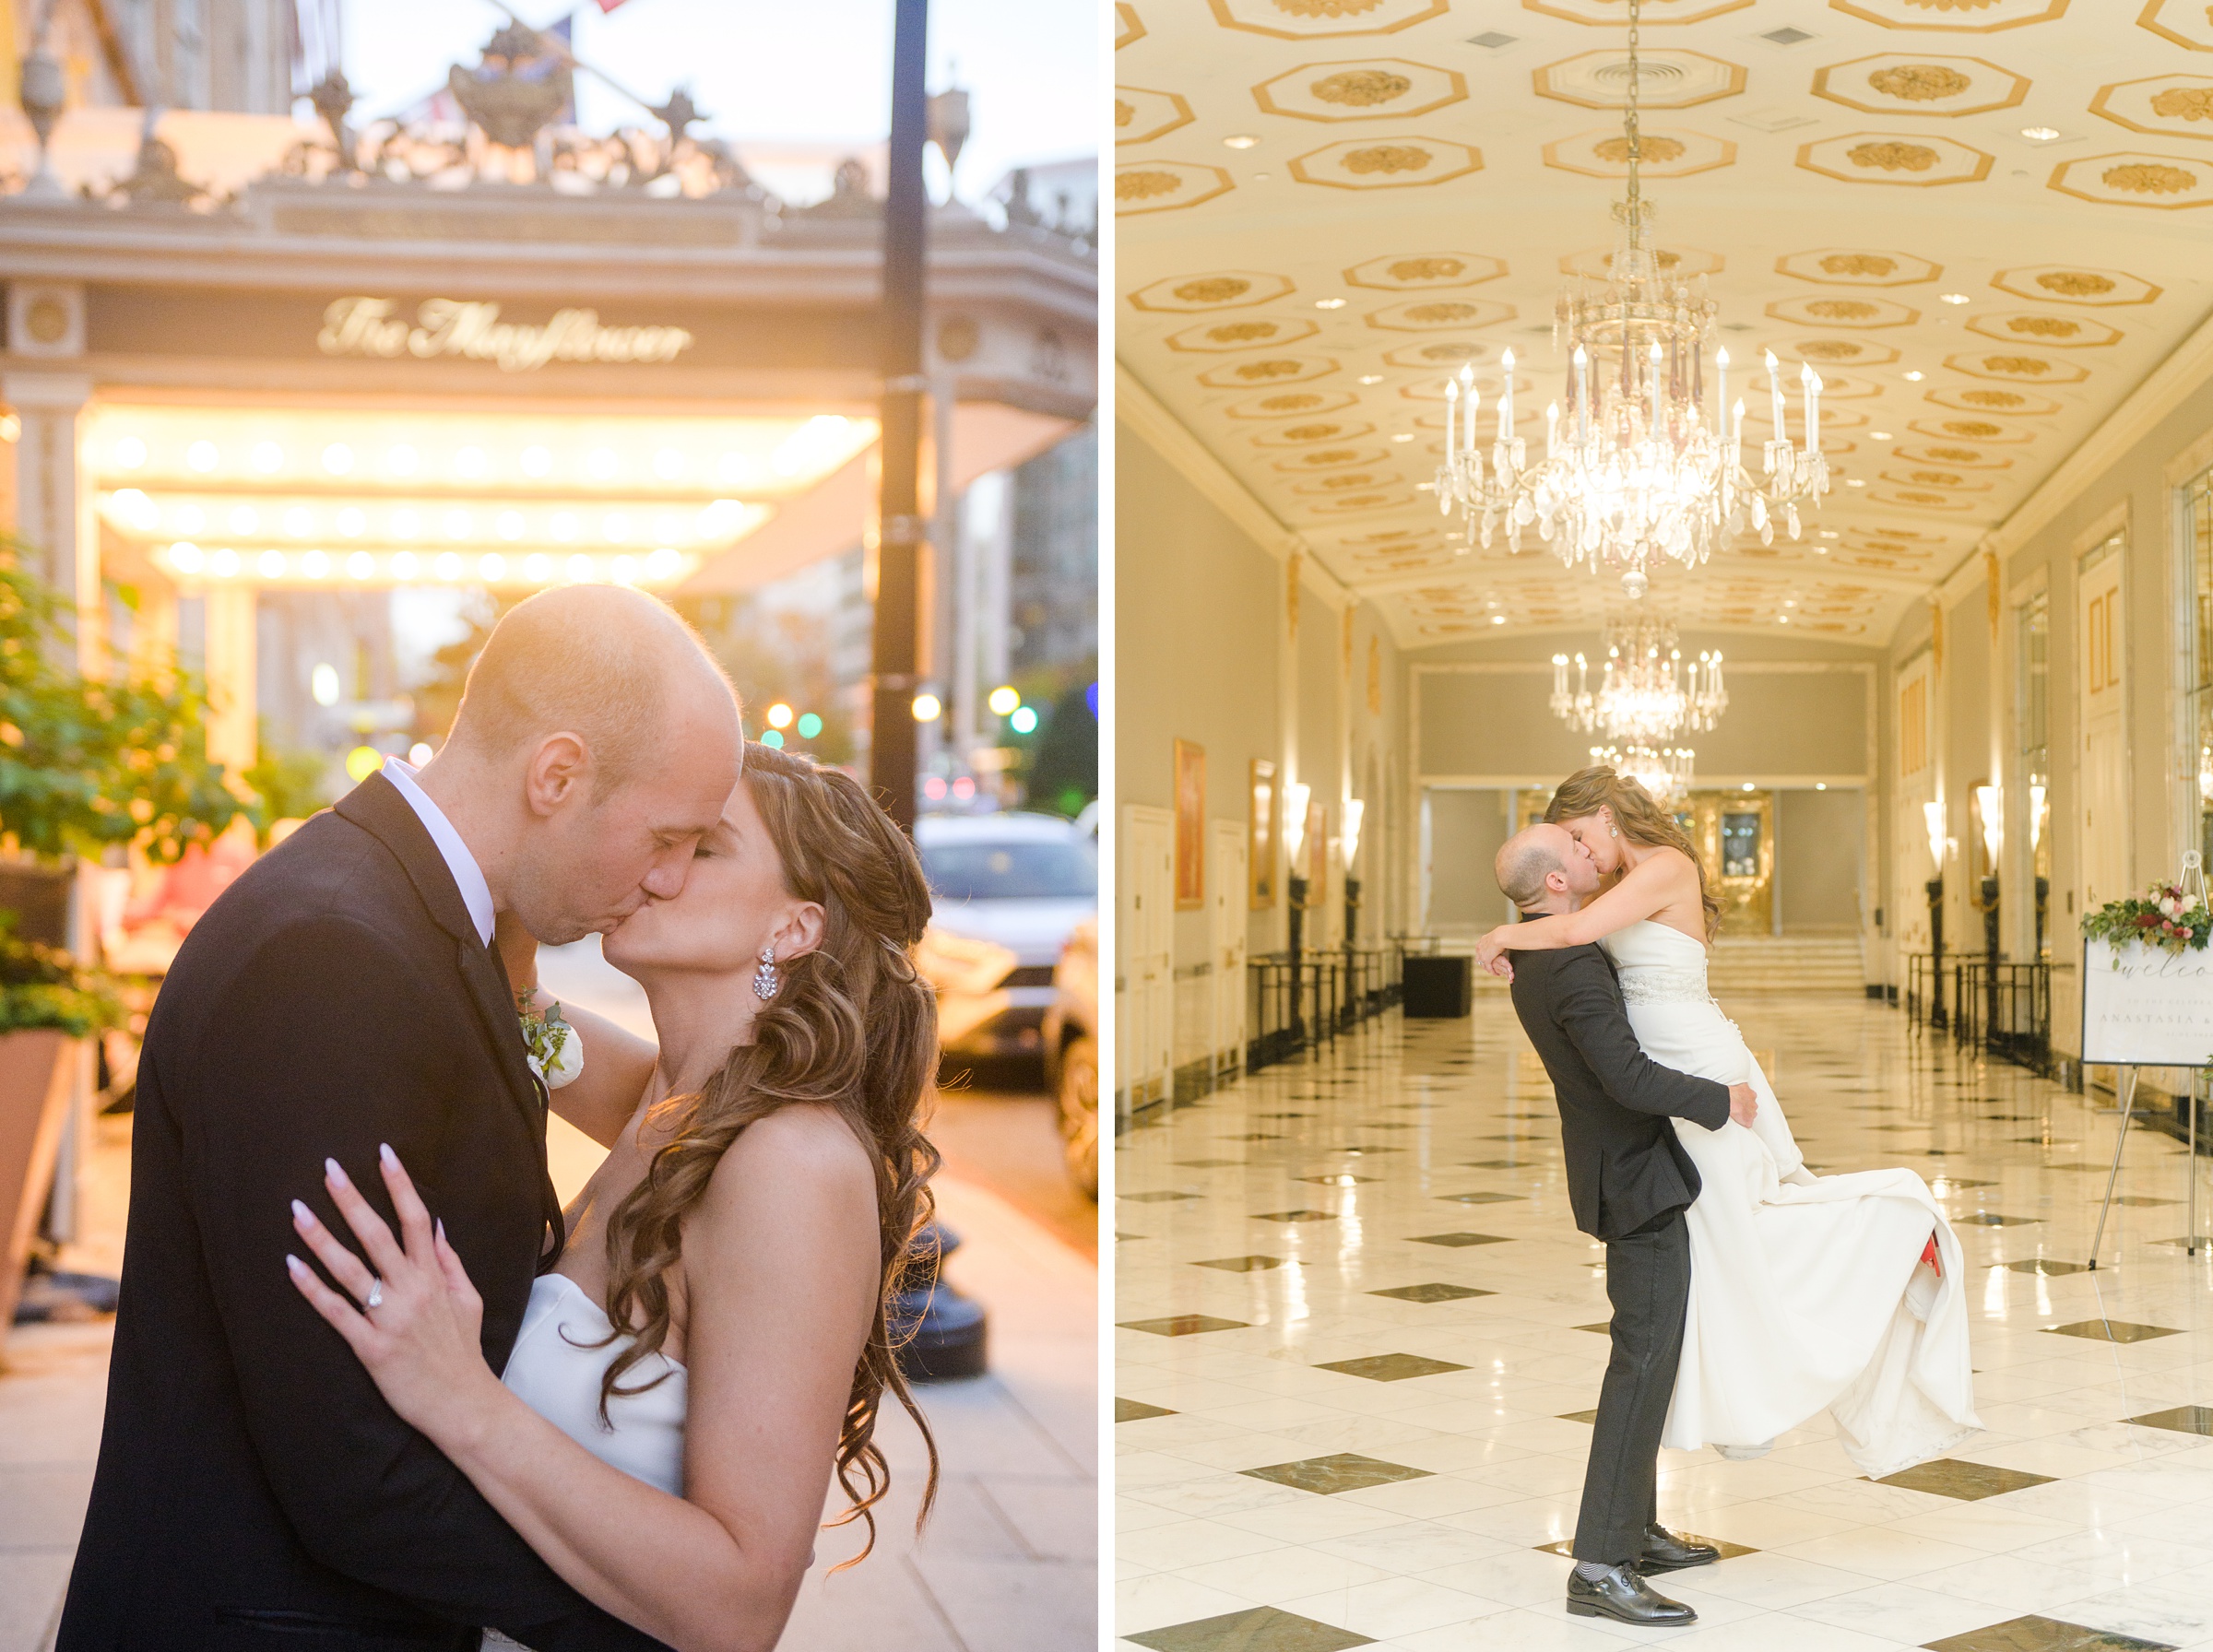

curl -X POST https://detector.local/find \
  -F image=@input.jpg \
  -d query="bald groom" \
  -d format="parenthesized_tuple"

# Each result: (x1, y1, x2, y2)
(1492, 822, 1756, 1629)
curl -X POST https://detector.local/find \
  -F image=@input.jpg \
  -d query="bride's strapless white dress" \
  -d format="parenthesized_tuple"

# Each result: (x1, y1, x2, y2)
(1603, 921, 1981, 1477)
(480, 1272, 687, 1650)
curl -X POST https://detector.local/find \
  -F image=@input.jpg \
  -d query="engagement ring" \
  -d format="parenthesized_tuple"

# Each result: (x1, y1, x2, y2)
(364, 1280, 384, 1312)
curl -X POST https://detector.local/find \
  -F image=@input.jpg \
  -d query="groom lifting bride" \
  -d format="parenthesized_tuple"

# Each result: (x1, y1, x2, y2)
(1489, 766, 1981, 1629)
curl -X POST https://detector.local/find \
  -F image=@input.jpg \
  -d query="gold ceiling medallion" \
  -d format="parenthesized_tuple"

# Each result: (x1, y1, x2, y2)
(1828, 0, 2069, 32)
(1252, 58, 1467, 121)
(1381, 343, 1492, 371)
(1543, 128, 1736, 176)
(1365, 298, 1515, 330)
(1293, 469, 1399, 494)
(1946, 352, 2087, 383)
(1923, 384, 2060, 416)
(1250, 419, 1377, 444)
(1560, 243, 1725, 277)
(1879, 467, 1995, 491)
(1775, 247, 1941, 286)
(1286, 137, 1483, 188)
(1344, 252, 1507, 289)
(1165, 316, 1321, 352)
(1128, 271, 1296, 313)
(1113, 161, 1236, 215)
(1533, 49, 1747, 109)
(1797, 132, 1994, 185)
(1811, 54, 2030, 117)
(1910, 417, 2041, 442)
(1225, 389, 1362, 418)
(1272, 445, 1391, 471)
(1197, 354, 1341, 387)
(2049, 150, 2213, 206)
(1867, 488, 1978, 511)
(1966, 313, 2123, 348)
(1115, 88, 1196, 145)
(1793, 339, 1901, 364)
(1206, 0, 1449, 40)
(1437, 0, 1826, 595)
(1116, 4, 1145, 47)
(1894, 443, 2013, 467)
(1990, 265, 2160, 305)
(2138, 0, 2213, 52)
(1525, 0, 1753, 20)
(2089, 76, 2213, 140)
(1768, 294, 1920, 327)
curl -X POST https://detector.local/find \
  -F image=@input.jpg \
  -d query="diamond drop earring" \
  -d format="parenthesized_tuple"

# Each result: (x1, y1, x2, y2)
(752, 945, 779, 1001)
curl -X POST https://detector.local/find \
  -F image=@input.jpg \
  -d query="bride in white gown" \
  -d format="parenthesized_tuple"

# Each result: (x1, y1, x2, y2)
(285, 742, 942, 1650)
(1479, 765, 1980, 1479)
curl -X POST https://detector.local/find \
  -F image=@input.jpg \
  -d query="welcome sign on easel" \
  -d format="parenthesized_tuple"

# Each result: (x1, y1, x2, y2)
(2082, 939, 2213, 1068)
(2079, 852, 2213, 1265)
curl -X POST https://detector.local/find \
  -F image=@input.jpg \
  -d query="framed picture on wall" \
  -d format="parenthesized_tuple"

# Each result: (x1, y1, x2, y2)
(1174, 738, 1206, 911)
(1249, 759, 1277, 910)
(1305, 798, 1327, 909)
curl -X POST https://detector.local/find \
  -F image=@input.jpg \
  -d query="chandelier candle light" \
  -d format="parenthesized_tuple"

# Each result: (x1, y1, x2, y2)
(1551, 617, 1725, 744)
(1435, 0, 1827, 595)
(1590, 744, 1695, 808)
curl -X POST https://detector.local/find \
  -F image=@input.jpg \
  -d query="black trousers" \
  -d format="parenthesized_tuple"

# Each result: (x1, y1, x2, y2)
(1572, 1208, 1691, 1565)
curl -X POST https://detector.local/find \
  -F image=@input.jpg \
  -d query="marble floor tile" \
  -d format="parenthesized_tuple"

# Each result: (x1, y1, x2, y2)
(1124, 1605, 1379, 1651)
(1244, 1456, 1436, 1496)
(1116, 998, 2213, 1647)
(1923, 1613, 2183, 1650)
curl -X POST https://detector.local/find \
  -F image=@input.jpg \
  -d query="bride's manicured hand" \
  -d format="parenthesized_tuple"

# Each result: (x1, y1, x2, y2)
(284, 1147, 501, 1443)
(1475, 929, 1515, 979)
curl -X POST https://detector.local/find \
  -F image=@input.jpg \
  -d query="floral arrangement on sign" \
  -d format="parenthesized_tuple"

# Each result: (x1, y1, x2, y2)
(2081, 879, 2213, 958)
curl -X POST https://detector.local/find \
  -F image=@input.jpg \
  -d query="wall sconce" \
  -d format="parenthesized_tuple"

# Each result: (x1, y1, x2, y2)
(1342, 798, 1365, 869)
(1284, 781, 1311, 868)
(1974, 784, 2002, 868)
(1923, 800, 1947, 873)
(2029, 782, 2047, 856)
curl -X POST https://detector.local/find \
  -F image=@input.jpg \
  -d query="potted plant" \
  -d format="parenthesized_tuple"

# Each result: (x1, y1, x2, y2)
(0, 537, 249, 1340)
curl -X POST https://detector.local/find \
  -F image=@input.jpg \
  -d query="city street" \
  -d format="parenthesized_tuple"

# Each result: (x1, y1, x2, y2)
(0, 937, 1095, 1652)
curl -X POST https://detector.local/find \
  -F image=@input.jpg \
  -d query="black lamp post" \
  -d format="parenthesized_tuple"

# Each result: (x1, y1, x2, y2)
(1287, 870, 1308, 1050)
(1982, 873, 2000, 1045)
(1926, 874, 1946, 1030)
(870, 0, 930, 832)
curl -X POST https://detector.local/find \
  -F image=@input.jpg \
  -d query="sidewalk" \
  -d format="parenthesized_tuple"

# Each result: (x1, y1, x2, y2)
(0, 948, 1096, 1649)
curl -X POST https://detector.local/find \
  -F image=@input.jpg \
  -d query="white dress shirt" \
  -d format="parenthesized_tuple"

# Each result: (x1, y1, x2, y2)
(380, 757, 495, 948)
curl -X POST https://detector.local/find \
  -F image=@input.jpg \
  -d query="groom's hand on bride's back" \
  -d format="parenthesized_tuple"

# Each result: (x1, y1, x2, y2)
(1728, 1083, 1757, 1128)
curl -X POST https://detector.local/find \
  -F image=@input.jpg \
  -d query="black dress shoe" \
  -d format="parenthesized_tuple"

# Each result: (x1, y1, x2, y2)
(1639, 1522, 1721, 1573)
(1566, 1564, 1698, 1625)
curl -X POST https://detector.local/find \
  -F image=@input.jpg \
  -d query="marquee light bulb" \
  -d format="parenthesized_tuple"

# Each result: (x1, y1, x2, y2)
(911, 693, 942, 723)
(988, 685, 1021, 716)
(766, 702, 795, 729)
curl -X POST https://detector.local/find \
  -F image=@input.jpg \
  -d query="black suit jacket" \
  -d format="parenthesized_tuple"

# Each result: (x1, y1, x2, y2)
(58, 773, 665, 1652)
(1507, 943, 1733, 1241)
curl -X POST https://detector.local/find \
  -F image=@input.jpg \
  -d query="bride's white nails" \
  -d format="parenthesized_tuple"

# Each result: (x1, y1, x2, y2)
(325, 1157, 348, 1187)
(379, 1143, 398, 1172)
(285, 1254, 305, 1276)
(290, 1198, 313, 1227)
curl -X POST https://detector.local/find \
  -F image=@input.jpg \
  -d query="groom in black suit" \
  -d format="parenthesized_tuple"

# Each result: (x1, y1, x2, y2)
(1493, 823, 1757, 1628)
(59, 588, 740, 1651)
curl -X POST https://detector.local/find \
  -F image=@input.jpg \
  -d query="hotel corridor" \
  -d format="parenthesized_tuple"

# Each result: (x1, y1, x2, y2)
(1116, 996, 2213, 1652)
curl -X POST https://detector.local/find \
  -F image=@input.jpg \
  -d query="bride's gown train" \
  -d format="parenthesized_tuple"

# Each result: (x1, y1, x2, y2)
(1603, 921, 1981, 1478)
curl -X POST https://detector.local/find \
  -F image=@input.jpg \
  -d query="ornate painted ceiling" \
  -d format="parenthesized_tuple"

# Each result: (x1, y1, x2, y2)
(1115, 0, 2213, 649)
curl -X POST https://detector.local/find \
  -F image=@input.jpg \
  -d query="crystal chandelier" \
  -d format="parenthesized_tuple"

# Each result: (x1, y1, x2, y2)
(1552, 617, 1726, 743)
(1433, 0, 1828, 596)
(1592, 743, 1696, 808)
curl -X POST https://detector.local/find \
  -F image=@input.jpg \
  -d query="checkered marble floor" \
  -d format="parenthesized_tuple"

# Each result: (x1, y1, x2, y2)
(1115, 997, 2213, 1652)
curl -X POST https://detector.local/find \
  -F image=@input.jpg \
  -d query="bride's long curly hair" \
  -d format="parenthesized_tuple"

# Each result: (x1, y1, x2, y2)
(1544, 764, 1722, 940)
(594, 740, 941, 1562)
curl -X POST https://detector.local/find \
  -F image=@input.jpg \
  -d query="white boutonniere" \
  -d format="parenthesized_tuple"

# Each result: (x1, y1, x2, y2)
(518, 994, 584, 1090)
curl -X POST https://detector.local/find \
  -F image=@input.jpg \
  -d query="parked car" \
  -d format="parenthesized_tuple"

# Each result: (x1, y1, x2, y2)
(1042, 920, 1098, 1199)
(914, 811, 1097, 1063)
